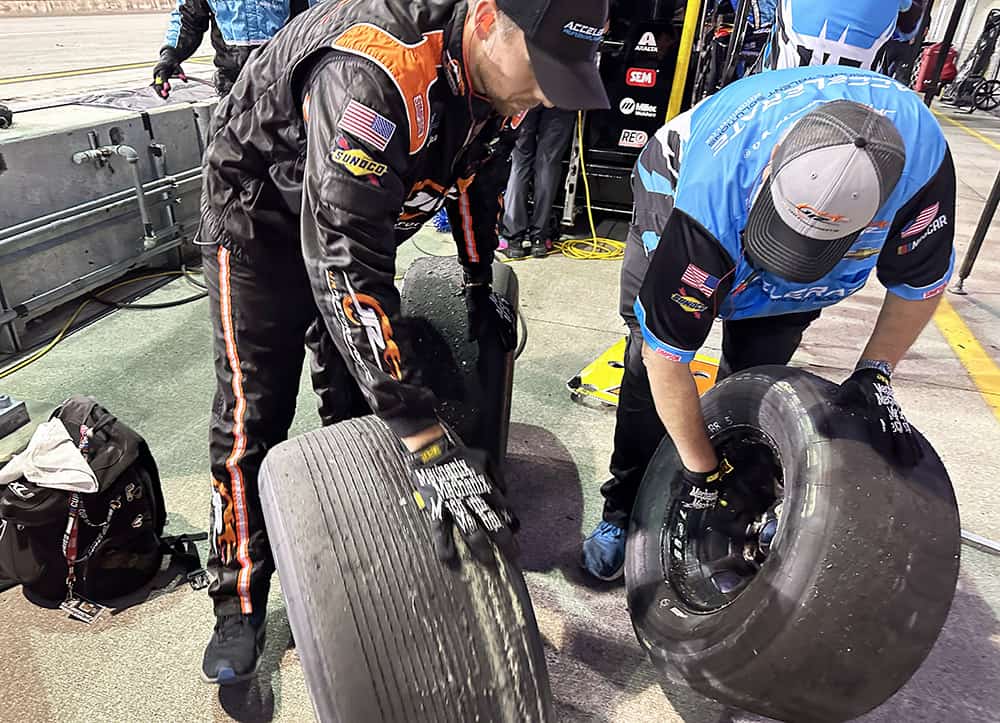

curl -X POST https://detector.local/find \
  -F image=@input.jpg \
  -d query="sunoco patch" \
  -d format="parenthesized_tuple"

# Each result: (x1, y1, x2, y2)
(328, 136, 387, 183)
(671, 291, 708, 315)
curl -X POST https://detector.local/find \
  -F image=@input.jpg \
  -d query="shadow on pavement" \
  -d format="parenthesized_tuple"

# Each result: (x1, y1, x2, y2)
(856, 566, 1000, 723)
(504, 422, 584, 576)
(716, 565, 1000, 723)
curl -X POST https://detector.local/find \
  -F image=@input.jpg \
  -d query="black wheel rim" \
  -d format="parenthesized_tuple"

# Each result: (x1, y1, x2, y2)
(660, 426, 784, 614)
(975, 80, 1000, 111)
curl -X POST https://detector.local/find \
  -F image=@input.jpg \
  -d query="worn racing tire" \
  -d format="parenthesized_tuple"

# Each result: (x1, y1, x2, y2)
(260, 257, 551, 722)
(626, 366, 960, 723)
(260, 418, 552, 723)
(400, 256, 517, 464)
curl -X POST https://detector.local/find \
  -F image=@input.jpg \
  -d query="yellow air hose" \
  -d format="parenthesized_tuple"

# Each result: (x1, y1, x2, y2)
(552, 111, 626, 260)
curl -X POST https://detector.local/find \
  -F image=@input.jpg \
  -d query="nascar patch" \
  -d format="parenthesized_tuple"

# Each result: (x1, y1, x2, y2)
(901, 202, 940, 238)
(340, 99, 396, 152)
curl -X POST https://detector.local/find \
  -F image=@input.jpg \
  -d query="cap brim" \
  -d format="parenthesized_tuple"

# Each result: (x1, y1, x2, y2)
(744, 177, 862, 284)
(526, 41, 609, 110)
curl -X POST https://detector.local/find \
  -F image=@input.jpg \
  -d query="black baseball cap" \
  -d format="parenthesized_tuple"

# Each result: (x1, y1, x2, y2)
(496, 0, 610, 110)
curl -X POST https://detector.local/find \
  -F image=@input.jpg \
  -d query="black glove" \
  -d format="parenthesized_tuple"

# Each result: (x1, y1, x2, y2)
(408, 429, 519, 563)
(679, 458, 733, 511)
(152, 49, 187, 99)
(836, 364, 922, 467)
(464, 281, 516, 351)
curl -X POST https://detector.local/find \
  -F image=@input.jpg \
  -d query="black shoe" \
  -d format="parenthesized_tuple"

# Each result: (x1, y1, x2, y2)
(530, 235, 549, 259)
(201, 612, 266, 685)
(500, 235, 530, 259)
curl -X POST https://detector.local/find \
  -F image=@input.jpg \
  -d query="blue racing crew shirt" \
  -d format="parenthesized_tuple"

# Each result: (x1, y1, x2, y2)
(164, 0, 317, 48)
(768, 0, 911, 70)
(632, 65, 955, 364)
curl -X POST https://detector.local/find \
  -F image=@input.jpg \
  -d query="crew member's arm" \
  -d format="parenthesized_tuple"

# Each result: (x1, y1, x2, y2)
(299, 55, 442, 451)
(868, 147, 956, 367)
(445, 117, 516, 283)
(643, 349, 718, 472)
(445, 118, 519, 348)
(634, 209, 735, 473)
(164, 0, 211, 62)
(836, 147, 955, 466)
(155, 0, 211, 96)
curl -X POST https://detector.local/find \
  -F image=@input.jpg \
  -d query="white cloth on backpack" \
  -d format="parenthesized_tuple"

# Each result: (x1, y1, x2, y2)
(0, 420, 98, 493)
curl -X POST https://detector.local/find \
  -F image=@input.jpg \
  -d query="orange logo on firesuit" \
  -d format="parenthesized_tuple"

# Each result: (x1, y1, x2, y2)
(342, 292, 403, 380)
(211, 478, 238, 566)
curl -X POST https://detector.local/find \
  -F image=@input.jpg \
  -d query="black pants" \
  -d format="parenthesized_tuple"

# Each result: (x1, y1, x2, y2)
(499, 107, 575, 240)
(600, 229, 821, 527)
(203, 243, 369, 616)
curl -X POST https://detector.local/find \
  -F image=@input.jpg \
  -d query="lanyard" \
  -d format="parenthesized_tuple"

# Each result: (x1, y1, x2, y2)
(62, 493, 81, 600)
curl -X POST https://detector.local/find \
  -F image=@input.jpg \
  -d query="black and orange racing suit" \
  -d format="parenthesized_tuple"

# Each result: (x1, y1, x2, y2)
(200, 0, 517, 616)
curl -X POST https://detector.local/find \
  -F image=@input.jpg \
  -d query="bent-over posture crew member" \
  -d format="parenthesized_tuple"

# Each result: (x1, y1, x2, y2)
(582, 65, 955, 580)
(198, 0, 610, 684)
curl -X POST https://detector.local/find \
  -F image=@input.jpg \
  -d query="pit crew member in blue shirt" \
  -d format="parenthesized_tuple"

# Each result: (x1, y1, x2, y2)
(582, 65, 956, 580)
(152, 0, 318, 98)
(766, 0, 916, 71)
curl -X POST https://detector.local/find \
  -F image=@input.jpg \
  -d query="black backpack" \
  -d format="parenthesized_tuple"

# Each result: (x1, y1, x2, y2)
(0, 396, 168, 605)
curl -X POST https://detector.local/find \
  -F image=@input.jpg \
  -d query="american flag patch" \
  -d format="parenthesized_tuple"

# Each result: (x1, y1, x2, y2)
(339, 100, 396, 152)
(680, 264, 720, 297)
(901, 202, 940, 238)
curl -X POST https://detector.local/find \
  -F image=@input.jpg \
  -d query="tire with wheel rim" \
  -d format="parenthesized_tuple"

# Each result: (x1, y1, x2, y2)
(626, 366, 960, 723)
(974, 79, 1000, 111)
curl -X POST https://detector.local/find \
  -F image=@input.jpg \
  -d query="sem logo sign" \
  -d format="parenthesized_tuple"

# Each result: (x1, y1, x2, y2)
(626, 68, 656, 87)
(635, 31, 658, 53)
(619, 129, 648, 148)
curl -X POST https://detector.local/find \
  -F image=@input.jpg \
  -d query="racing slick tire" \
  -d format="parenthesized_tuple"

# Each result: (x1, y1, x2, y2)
(626, 366, 960, 723)
(399, 256, 518, 464)
(260, 258, 553, 722)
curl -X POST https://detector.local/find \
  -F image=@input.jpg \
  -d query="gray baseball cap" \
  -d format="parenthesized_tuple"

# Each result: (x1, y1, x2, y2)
(744, 100, 906, 283)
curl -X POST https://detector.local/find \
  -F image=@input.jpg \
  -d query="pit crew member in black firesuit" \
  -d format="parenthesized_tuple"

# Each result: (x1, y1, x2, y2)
(152, 0, 319, 98)
(582, 65, 955, 581)
(198, 0, 611, 684)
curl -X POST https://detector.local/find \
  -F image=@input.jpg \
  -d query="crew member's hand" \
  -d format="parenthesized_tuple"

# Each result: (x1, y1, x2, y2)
(408, 428, 518, 563)
(464, 282, 516, 351)
(152, 50, 187, 99)
(680, 457, 733, 511)
(836, 364, 922, 467)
